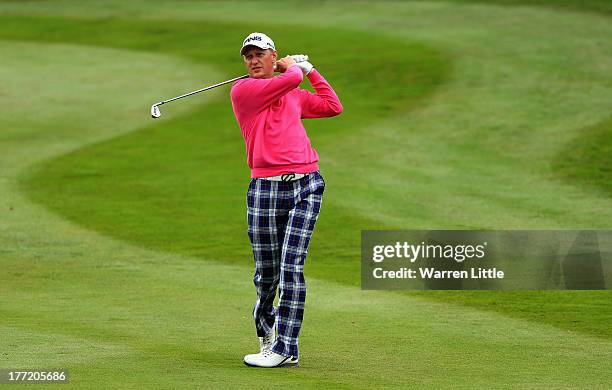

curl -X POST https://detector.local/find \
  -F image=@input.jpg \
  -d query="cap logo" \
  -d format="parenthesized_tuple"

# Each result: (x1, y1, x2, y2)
(244, 36, 263, 45)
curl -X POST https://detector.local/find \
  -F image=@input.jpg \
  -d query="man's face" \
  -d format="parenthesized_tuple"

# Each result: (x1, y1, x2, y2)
(243, 47, 277, 79)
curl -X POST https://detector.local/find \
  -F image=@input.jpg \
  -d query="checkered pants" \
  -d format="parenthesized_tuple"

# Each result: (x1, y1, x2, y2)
(247, 171, 325, 358)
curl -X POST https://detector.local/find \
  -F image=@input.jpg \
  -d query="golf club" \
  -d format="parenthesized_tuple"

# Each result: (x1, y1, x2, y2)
(151, 74, 248, 119)
(150, 55, 309, 119)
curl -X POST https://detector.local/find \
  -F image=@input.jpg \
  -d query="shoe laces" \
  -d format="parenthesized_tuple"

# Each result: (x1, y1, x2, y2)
(262, 331, 274, 344)
(262, 349, 274, 358)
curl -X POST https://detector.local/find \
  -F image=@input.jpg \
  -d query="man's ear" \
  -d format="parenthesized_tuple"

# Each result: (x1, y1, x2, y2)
(271, 50, 278, 61)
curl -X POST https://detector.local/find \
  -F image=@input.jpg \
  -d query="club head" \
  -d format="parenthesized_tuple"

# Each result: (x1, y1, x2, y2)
(151, 104, 161, 119)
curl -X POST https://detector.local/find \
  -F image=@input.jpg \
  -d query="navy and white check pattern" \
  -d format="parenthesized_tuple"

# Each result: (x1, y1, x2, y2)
(247, 171, 325, 358)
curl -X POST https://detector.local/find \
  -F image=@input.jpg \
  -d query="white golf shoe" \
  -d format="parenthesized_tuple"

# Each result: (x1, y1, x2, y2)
(243, 349, 299, 368)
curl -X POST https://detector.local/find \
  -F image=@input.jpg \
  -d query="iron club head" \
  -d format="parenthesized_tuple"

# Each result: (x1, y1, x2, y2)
(151, 104, 161, 119)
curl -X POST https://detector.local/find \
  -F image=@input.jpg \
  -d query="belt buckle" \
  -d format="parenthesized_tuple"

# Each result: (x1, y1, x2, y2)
(280, 173, 296, 182)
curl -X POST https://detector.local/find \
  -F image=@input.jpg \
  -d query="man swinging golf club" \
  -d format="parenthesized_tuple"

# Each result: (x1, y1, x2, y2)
(231, 32, 343, 368)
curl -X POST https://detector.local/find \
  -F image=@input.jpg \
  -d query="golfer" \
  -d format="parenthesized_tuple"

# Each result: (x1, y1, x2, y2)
(231, 32, 343, 368)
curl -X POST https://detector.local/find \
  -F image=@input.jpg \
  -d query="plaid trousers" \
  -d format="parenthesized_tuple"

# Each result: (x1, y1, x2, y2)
(247, 171, 325, 358)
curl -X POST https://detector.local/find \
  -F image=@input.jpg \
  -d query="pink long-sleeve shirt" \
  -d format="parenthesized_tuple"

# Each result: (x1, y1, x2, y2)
(230, 65, 343, 178)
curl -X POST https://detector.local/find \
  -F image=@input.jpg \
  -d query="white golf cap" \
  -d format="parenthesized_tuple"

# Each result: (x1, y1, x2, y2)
(240, 32, 275, 55)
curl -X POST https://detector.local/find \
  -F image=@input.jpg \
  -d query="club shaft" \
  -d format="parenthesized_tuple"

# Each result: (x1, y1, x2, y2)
(157, 74, 248, 106)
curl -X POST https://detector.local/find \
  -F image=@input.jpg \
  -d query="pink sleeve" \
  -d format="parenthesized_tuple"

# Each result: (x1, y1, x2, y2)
(231, 65, 303, 116)
(300, 69, 343, 118)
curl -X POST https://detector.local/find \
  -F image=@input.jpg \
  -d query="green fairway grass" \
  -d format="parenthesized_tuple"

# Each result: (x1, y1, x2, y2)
(553, 114, 612, 197)
(1, 1, 612, 388)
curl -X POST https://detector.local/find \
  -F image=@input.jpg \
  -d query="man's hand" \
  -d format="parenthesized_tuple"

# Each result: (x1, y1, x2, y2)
(291, 54, 309, 63)
(291, 54, 314, 75)
(295, 61, 313, 76)
(275, 56, 297, 73)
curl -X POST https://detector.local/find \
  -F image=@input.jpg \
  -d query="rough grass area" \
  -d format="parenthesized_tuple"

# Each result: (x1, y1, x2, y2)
(553, 115, 612, 197)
